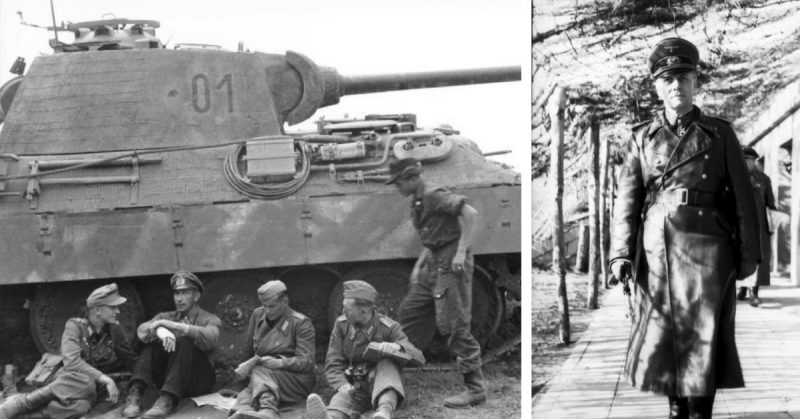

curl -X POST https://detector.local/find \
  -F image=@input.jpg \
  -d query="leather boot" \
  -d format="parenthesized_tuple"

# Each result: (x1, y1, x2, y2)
(305, 394, 328, 419)
(0, 386, 55, 419)
(444, 369, 487, 409)
(736, 287, 748, 301)
(688, 396, 714, 419)
(749, 287, 760, 307)
(373, 389, 398, 419)
(141, 392, 177, 419)
(122, 380, 145, 418)
(253, 391, 279, 419)
(668, 396, 688, 419)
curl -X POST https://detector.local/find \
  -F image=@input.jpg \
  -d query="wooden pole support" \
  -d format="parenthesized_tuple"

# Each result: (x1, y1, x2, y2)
(548, 86, 570, 344)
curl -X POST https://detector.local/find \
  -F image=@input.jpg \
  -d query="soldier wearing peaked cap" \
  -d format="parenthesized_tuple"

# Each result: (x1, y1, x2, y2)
(609, 37, 760, 419)
(0, 283, 137, 419)
(386, 157, 487, 408)
(736, 146, 776, 307)
(228, 280, 316, 419)
(305, 280, 425, 419)
(122, 271, 222, 419)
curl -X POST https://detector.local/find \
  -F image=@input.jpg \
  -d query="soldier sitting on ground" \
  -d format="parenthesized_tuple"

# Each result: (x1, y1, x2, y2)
(0, 283, 137, 419)
(228, 280, 316, 419)
(122, 270, 221, 419)
(305, 280, 425, 419)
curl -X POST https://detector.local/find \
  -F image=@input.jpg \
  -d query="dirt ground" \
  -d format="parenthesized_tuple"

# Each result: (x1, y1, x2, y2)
(75, 356, 520, 419)
(532, 269, 607, 398)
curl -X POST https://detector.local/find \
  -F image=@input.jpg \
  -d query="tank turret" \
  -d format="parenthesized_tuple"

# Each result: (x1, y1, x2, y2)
(0, 50, 518, 151)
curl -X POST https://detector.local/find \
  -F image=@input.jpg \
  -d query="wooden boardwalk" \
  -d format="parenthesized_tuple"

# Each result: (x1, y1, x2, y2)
(533, 278, 800, 418)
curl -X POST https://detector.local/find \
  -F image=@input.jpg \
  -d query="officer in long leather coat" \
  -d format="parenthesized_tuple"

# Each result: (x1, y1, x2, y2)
(609, 37, 760, 419)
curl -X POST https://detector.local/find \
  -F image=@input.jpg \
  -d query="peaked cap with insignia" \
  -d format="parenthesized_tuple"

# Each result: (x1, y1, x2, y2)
(649, 37, 699, 78)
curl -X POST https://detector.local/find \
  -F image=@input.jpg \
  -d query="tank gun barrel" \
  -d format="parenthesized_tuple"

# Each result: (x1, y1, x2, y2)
(338, 66, 521, 96)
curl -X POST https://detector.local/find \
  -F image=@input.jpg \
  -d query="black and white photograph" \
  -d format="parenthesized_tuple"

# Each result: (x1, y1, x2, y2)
(0, 1, 527, 418)
(534, 1, 800, 418)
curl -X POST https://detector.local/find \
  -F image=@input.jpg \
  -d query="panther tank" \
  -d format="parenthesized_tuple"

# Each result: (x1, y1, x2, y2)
(0, 18, 521, 372)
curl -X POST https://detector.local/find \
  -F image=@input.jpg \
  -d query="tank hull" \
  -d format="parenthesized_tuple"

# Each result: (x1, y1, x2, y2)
(0, 185, 518, 283)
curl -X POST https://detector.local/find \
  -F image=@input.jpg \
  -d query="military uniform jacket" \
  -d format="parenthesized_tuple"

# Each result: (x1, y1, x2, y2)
(240, 307, 315, 373)
(137, 306, 221, 352)
(412, 183, 468, 251)
(610, 106, 760, 396)
(60, 317, 137, 381)
(750, 169, 776, 286)
(324, 313, 424, 390)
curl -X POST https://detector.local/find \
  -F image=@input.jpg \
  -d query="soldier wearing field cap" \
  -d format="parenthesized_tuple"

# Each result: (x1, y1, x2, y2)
(228, 280, 316, 419)
(122, 270, 221, 419)
(305, 280, 424, 419)
(0, 283, 137, 419)
(385, 157, 486, 408)
(609, 37, 759, 419)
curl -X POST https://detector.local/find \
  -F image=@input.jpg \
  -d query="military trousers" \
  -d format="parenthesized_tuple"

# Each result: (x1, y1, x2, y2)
(232, 365, 315, 412)
(327, 359, 405, 417)
(399, 244, 482, 374)
(41, 371, 96, 419)
(131, 336, 215, 399)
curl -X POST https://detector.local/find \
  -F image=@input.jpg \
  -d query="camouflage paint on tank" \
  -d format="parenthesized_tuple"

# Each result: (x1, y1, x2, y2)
(0, 185, 518, 284)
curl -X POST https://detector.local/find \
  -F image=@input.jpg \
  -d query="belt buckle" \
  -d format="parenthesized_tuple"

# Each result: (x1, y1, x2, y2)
(677, 188, 689, 205)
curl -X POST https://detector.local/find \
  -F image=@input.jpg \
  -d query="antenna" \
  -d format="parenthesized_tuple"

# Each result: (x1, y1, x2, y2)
(49, 0, 59, 44)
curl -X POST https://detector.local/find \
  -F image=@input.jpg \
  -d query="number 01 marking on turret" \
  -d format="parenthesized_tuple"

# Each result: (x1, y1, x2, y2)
(191, 73, 234, 113)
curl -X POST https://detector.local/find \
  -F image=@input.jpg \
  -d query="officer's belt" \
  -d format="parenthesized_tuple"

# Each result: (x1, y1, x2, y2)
(647, 188, 722, 207)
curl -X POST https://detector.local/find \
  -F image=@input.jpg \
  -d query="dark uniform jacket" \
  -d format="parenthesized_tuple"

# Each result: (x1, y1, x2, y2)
(412, 184, 467, 251)
(240, 307, 315, 373)
(324, 313, 424, 391)
(750, 169, 776, 286)
(137, 306, 221, 352)
(61, 317, 137, 381)
(610, 107, 760, 397)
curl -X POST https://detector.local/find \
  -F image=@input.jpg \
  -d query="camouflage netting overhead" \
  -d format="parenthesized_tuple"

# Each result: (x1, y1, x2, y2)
(532, 0, 800, 264)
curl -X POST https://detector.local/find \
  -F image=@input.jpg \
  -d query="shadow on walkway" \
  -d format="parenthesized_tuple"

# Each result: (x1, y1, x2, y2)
(532, 277, 800, 418)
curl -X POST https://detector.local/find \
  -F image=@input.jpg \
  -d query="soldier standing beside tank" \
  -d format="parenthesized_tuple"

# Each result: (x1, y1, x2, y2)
(228, 280, 316, 419)
(386, 157, 487, 408)
(122, 271, 221, 419)
(305, 280, 424, 419)
(609, 37, 760, 419)
(0, 283, 137, 419)
(737, 147, 776, 307)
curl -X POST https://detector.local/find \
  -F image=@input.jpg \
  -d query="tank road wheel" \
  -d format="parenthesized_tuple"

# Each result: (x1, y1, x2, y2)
(327, 263, 412, 329)
(401, 264, 504, 352)
(29, 281, 144, 354)
(470, 265, 504, 345)
(201, 270, 276, 369)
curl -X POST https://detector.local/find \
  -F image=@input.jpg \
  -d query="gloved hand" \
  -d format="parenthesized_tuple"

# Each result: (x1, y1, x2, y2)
(156, 326, 176, 352)
(609, 260, 632, 287)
